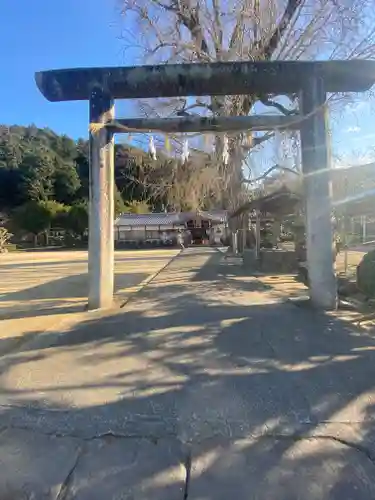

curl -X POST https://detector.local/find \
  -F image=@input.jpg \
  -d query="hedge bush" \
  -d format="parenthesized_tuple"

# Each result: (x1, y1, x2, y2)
(357, 249, 375, 297)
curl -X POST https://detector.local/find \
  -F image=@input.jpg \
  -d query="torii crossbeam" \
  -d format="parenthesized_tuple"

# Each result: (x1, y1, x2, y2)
(36, 60, 375, 310)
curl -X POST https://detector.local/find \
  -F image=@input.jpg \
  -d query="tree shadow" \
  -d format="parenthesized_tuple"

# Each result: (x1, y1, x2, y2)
(1, 263, 152, 318)
(0, 259, 87, 269)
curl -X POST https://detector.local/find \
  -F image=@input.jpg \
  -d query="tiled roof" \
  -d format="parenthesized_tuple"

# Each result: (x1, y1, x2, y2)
(115, 213, 183, 227)
(115, 210, 228, 227)
(175, 210, 227, 223)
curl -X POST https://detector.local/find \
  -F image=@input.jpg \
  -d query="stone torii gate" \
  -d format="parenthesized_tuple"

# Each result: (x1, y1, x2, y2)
(35, 60, 375, 310)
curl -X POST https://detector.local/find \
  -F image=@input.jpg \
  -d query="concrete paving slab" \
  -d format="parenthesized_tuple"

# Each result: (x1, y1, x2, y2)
(0, 428, 81, 500)
(2, 248, 375, 443)
(65, 438, 186, 500)
(1, 248, 375, 498)
(188, 436, 375, 499)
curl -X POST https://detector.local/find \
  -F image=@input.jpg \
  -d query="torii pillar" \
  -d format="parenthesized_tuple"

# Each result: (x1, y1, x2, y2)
(88, 88, 115, 309)
(35, 60, 375, 310)
(300, 75, 337, 309)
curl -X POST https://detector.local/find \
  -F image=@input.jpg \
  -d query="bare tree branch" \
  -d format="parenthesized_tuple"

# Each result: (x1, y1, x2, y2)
(176, 100, 214, 115)
(258, 95, 298, 116)
(261, 0, 303, 59)
(251, 131, 275, 148)
(119, 0, 375, 211)
(242, 164, 300, 184)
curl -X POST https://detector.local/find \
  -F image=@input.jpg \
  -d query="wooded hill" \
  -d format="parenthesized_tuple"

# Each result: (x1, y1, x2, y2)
(0, 124, 165, 213)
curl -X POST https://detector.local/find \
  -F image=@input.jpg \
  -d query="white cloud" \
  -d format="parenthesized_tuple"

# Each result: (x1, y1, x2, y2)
(345, 101, 367, 113)
(346, 125, 361, 133)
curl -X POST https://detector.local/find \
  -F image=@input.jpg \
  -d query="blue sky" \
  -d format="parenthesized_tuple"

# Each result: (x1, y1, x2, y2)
(0, 0, 127, 139)
(1, 0, 374, 165)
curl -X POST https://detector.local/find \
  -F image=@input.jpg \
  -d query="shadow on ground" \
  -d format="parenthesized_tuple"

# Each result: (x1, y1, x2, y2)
(0, 272, 150, 320)
(1, 249, 375, 498)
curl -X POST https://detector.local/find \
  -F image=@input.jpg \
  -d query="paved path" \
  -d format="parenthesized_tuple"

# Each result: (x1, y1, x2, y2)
(1, 248, 375, 498)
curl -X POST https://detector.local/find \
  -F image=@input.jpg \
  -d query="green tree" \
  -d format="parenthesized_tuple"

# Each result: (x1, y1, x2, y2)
(65, 203, 89, 239)
(20, 150, 55, 201)
(56, 134, 77, 161)
(0, 168, 24, 209)
(41, 199, 65, 216)
(42, 200, 67, 229)
(52, 204, 71, 230)
(0, 140, 22, 169)
(0, 124, 160, 214)
(74, 143, 90, 201)
(53, 160, 81, 204)
(12, 201, 52, 246)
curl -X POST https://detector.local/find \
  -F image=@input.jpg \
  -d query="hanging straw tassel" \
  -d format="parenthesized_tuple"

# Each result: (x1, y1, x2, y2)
(149, 136, 157, 160)
(211, 137, 217, 158)
(222, 134, 229, 166)
(242, 132, 253, 149)
(164, 135, 171, 153)
(204, 133, 212, 150)
(181, 138, 189, 163)
(89, 122, 106, 134)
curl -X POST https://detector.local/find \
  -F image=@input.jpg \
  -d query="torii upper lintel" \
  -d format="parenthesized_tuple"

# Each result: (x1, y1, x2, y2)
(36, 60, 375, 102)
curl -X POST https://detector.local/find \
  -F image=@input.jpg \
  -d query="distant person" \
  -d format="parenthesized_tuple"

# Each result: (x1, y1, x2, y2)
(177, 231, 185, 250)
(161, 231, 168, 245)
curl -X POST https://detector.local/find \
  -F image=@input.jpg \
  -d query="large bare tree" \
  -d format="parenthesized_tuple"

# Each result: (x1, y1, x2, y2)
(118, 0, 375, 211)
(148, 156, 225, 211)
